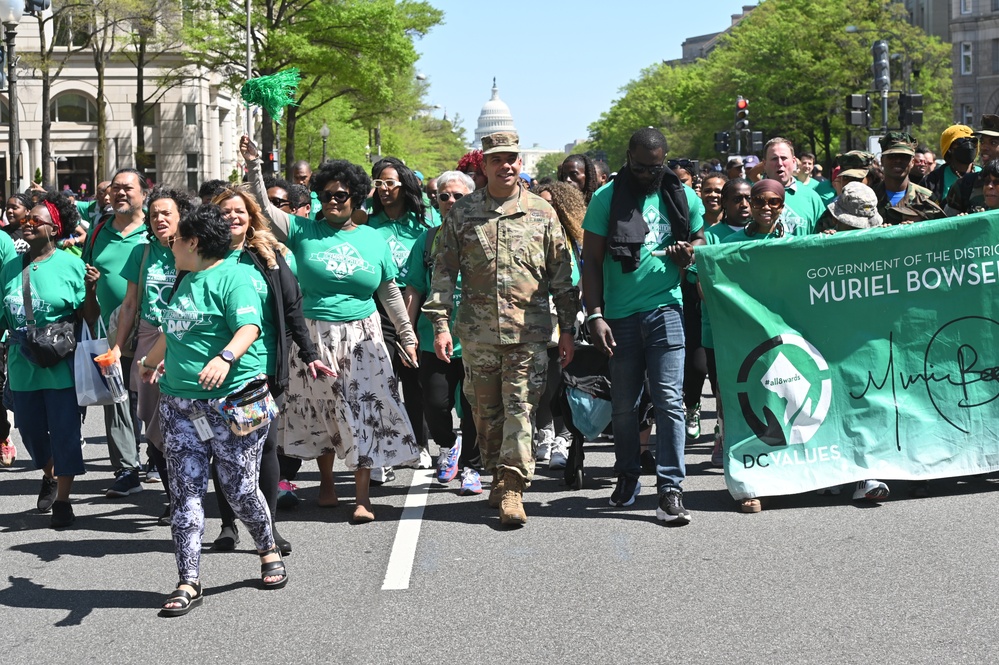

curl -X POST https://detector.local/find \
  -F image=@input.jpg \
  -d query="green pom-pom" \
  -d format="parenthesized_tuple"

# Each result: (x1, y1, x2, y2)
(241, 69, 301, 123)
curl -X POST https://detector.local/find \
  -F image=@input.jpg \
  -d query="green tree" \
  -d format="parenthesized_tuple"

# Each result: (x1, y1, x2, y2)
(532, 152, 566, 181)
(587, 0, 951, 170)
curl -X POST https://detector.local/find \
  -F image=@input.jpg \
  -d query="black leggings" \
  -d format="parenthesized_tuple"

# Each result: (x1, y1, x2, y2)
(419, 351, 479, 468)
(380, 309, 428, 450)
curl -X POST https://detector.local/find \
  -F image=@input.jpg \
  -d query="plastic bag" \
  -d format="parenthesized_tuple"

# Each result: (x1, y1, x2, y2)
(565, 386, 613, 441)
(75, 319, 118, 407)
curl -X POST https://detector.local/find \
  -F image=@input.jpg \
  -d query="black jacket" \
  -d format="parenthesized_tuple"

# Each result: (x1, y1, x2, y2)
(236, 248, 320, 396)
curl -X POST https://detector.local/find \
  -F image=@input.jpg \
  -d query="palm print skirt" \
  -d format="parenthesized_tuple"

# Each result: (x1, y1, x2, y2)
(279, 312, 421, 470)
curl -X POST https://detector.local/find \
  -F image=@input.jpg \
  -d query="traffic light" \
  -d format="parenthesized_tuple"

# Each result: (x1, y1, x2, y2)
(898, 93, 923, 127)
(714, 131, 730, 153)
(871, 40, 890, 92)
(845, 94, 870, 126)
(735, 96, 750, 131)
(25, 0, 51, 14)
(750, 131, 764, 153)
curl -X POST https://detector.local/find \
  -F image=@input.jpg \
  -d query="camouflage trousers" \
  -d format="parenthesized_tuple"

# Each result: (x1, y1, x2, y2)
(461, 341, 548, 485)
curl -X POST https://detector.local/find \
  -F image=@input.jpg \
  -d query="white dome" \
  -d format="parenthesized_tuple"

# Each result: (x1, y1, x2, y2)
(474, 78, 516, 145)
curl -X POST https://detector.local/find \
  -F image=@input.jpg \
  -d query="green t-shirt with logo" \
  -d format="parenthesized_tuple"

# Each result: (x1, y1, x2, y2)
(581, 182, 704, 319)
(367, 209, 438, 284)
(229, 250, 278, 378)
(121, 240, 176, 327)
(779, 182, 825, 235)
(402, 228, 462, 356)
(0, 251, 86, 391)
(285, 218, 397, 322)
(83, 221, 149, 328)
(159, 262, 263, 399)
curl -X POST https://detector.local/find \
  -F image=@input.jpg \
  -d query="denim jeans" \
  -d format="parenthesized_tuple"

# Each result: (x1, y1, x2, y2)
(607, 305, 686, 490)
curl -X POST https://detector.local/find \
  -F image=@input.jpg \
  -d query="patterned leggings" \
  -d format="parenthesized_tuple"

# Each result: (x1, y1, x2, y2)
(159, 393, 273, 583)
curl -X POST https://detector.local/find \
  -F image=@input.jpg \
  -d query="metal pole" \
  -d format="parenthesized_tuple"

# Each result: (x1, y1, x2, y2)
(5, 23, 18, 193)
(245, 0, 252, 140)
(321, 137, 327, 163)
(880, 89, 888, 135)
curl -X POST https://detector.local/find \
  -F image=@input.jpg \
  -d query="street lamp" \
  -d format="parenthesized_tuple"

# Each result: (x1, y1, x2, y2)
(1, 0, 22, 194)
(319, 122, 330, 163)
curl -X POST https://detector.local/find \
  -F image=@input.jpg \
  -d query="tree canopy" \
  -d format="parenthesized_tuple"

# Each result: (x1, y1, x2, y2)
(587, 0, 952, 169)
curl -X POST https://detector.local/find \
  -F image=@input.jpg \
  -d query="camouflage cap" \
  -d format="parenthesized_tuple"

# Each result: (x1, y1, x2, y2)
(977, 115, 999, 138)
(828, 181, 882, 229)
(879, 131, 917, 157)
(481, 131, 520, 155)
(836, 150, 874, 179)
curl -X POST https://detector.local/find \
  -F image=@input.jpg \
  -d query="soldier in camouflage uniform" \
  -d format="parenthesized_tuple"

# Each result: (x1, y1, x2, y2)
(422, 131, 580, 527)
(873, 132, 945, 225)
(944, 115, 999, 215)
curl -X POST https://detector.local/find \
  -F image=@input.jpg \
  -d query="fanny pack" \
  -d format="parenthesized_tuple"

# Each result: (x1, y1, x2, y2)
(211, 375, 277, 436)
(17, 256, 77, 368)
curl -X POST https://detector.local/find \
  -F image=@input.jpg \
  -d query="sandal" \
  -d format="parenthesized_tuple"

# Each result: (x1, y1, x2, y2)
(740, 498, 762, 513)
(259, 545, 289, 589)
(160, 581, 203, 617)
(0, 440, 15, 467)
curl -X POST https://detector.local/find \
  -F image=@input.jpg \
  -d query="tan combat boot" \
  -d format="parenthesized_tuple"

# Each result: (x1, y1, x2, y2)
(499, 470, 527, 527)
(488, 473, 506, 509)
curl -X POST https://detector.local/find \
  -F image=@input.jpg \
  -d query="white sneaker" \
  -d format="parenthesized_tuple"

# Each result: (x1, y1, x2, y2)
(549, 437, 569, 470)
(417, 448, 433, 469)
(852, 479, 889, 501)
(535, 429, 553, 461)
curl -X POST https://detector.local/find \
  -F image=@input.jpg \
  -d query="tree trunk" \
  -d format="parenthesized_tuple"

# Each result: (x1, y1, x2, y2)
(284, 104, 297, 178)
(821, 117, 833, 174)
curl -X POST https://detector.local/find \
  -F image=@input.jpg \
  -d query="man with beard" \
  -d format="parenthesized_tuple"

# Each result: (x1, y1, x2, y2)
(872, 132, 944, 225)
(581, 127, 705, 525)
(944, 115, 999, 215)
(81, 168, 147, 498)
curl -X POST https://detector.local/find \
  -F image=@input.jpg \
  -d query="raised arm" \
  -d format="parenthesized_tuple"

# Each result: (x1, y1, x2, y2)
(241, 135, 292, 242)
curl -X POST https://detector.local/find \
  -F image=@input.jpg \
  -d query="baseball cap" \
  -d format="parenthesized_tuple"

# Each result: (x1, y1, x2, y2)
(481, 131, 520, 155)
(879, 131, 917, 157)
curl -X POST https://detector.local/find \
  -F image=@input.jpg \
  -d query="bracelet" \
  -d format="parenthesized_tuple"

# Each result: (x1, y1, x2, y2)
(585, 312, 604, 323)
(139, 356, 156, 371)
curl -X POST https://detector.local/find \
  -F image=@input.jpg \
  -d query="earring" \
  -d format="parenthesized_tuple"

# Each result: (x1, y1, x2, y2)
(246, 225, 255, 239)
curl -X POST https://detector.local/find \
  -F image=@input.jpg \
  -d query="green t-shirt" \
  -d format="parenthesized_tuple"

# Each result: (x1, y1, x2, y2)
(0, 232, 15, 269)
(779, 182, 825, 235)
(83, 221, 149, 328)
(1, 251, 86, 391)
(310, 190, 322, 218)
(230, 250, 278, 378)
(402, 228, 463, 356)
(159, 262, 263, 399)
(813, 179, 837, 206)
(285, 218, 397, 322)
(581, 182, 705, 319)
(121, 240, 176, 327)
(691, 223, 745, 348)
(367, 209, 438, 283)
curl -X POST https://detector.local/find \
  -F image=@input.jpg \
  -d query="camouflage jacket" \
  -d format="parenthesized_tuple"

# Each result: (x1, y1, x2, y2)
(943, 170, 987, 215)
(873, 181, 945, 225)
(423, 184, 580, 345)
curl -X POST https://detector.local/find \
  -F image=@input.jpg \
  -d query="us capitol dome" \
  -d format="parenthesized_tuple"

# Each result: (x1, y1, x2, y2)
(472, 78, 562, 178)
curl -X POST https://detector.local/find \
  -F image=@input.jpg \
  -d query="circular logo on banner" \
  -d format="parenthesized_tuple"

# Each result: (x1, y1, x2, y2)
(736, 334, 832, 447)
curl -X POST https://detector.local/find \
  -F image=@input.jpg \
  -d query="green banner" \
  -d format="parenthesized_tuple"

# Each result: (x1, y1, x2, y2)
(697, 211, 999, 500)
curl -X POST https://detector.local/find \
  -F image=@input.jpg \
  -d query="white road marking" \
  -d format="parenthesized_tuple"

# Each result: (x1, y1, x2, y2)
(381, 468, 434, 591)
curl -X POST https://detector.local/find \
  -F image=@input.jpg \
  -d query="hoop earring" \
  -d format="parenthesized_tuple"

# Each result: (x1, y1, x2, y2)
(246, 225, 255, 239)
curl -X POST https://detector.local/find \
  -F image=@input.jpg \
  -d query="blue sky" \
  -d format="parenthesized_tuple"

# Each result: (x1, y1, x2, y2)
(415, 0, 757, 150)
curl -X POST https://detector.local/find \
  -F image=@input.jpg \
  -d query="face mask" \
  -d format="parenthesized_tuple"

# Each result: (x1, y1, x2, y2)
(951, 138, 978, 164)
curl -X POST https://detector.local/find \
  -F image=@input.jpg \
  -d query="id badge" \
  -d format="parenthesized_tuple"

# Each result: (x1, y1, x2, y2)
(191, 410, 214, 442)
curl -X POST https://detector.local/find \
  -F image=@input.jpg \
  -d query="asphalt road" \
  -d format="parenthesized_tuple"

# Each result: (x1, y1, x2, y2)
(2, 395, 998, 664)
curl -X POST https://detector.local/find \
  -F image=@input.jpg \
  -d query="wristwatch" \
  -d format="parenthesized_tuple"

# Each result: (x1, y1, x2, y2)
(218, 350, 235, 364)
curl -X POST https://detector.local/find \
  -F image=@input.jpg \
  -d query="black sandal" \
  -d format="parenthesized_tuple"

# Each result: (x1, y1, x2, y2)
(160, 581, 203, 617)
(259, 545, 289, 589)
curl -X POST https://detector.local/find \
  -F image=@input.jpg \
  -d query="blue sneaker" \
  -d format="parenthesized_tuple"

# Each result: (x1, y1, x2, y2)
(436, 438, 462, 484)
(459, 467, 482, 495)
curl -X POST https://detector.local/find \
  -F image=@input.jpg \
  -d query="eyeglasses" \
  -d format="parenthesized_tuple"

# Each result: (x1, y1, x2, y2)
(750, 196, 784, 209)
(438, 192, 464, 202)
(319, 190, 351, 204)
(629, 163, 665, 176)
(269, 197, 292, 209)
(372, 179, 401, 190)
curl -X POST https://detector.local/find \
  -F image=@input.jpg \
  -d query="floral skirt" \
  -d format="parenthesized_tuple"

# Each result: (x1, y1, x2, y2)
(279, 312, 420, 470)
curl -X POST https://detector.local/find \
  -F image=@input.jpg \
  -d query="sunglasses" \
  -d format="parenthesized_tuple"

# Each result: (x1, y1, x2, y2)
(269, 197, 292, 209)
(438, 192, 464, 203)
(728, 194, 752, 203)
(630, 163, 665, 176)
(23, 217, 53, 229)
(372, 179, 401, 189)
(751, 196, 784, 209)
(319, 190, 351, 204)
(668, 159, 695, 170)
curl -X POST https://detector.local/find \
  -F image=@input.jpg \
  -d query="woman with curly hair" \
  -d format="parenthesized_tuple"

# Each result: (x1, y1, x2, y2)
(457, 150, 487, 190)
(367, 157, 434, 462)
(558, 154, 599, 204)
(205, 185, 332, 553)
(0, 191, 96, 526)
(240, 135, 420, 523)
(4, 192, 32, 253)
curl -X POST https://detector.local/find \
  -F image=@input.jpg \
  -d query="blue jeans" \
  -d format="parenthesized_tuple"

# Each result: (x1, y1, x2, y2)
(13, 387, 85, 476)
(607, 305, 686, 490)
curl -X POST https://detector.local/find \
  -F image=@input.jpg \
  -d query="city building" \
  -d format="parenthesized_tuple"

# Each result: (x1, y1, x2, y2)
(667, 5, 755, 66)
(0, 12, 243, 198)
(948, 0, 999, 122)
(471, 79, 561, 178)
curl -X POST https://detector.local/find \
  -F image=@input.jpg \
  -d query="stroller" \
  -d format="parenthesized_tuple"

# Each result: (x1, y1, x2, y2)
(557, 344, 612, 490)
